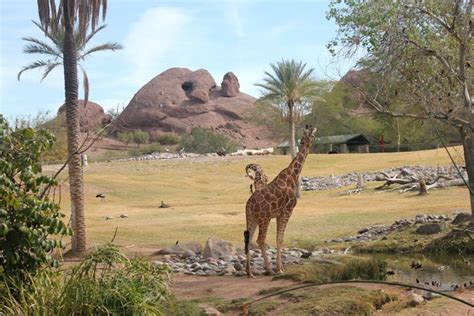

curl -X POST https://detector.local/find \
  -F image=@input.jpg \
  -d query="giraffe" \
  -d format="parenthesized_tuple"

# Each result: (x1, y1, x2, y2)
(244, 125, 317, 278)
(245, 163, 269, 194)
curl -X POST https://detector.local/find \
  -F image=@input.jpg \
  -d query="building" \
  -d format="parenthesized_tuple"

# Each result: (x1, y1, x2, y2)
(276, 133, 370, 154)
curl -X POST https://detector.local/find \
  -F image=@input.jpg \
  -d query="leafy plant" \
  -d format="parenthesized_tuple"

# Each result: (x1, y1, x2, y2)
(133, 130, 150, 144)
(0, 244, 172, 315)
(0, 115, 71, 278)
(157, 133, 181, 145)
(180, 128, 238, 154)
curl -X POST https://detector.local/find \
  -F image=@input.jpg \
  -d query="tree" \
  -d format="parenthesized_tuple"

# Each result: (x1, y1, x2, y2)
(35, 0, 111, 256)
(328, 0, 473, 227)
(256, 59, 319, 159)
(18, 20, 122, 97)
(0, 115, 71, 278)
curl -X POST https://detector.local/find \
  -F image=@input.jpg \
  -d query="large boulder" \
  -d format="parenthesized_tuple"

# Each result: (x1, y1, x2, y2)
(221, 72, 240, 97)
(203, 236, 235, 259)
(57, 100, 110, 132)
(415, 223, 447, 235)
(114, 67, 277, 149)
(451, 212, 471, 225)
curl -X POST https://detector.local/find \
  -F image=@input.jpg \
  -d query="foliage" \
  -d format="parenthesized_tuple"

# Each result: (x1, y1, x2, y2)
(277, 256, 387, 283)
(327, 0, 473, 222)
(118, 130, 150, 145)
(180, 128, 238, 154)
(157, 133, 181, 145)
(0, 115, 71, 278)
(18, 20, 122, 91)
(0, 244, 172, 315)
(128, 143, 163, 156)
(256, 59, 320, 157)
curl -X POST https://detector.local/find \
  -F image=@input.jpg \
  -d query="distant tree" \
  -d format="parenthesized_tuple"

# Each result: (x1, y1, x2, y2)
(328, 0, 473, 226)
(33, 0, 114, 256)
(256, 59, 319, 158)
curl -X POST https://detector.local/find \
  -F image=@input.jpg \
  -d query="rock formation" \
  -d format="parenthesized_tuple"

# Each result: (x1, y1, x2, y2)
(114, 68, 276, 149)
(221, 72, 240, 97)
(57, 100, 110, 132)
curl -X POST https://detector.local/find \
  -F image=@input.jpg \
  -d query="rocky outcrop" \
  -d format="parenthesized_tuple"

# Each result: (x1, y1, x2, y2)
(221, 72, 240, 97)
(114, 68, 276, 149)
(203, 236, 235, 259)
(57, 100, 110, 132)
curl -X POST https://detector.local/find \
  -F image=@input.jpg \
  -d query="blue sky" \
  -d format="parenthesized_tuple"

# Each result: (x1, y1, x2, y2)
(0, 0, 355, 120)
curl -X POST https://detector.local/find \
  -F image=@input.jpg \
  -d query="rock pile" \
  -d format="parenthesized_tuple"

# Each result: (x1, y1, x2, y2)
(302, 165, 465, 191)
(325, 214, 452, 243)
(154, 246, 308, 277)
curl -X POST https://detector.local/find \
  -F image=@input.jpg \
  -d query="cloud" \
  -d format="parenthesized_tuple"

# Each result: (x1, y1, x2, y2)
(122, 7, 192, 85)
(229, 0, 244, 38)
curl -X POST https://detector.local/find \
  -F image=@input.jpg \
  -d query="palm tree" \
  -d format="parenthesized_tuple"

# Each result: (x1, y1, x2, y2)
(256, 59, 318, 158)
(18, 20, 122, 102)
(35, 0, 111, 257)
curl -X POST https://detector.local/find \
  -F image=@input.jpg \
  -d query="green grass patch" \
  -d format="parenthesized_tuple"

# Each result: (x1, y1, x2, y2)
(277, 255, 387, 283)
(278, 286, 398, 315)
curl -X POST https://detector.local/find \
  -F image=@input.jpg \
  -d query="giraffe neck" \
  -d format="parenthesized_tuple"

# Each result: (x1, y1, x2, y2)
(288, 143, 310, 179)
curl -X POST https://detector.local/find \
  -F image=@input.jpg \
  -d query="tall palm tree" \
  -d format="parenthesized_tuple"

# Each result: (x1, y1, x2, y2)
(35, 0, 110, 257)
(256, 59, 318, 158)
(18, 20, 122, 101)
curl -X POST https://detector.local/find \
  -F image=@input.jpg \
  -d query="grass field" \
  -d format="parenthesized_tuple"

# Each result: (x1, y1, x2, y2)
(50, 147, 469, 249)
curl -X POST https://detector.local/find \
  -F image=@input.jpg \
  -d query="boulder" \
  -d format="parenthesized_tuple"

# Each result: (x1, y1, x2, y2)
(415, 223, 447, 235)
(57, 100, 110, 132)
(156, 245, 185, 255)
(452, 212, 472, 225)
(203, 236, 235, 259)
(114, 67, 277, 149)
(221, 72, 240, 97)
(182, 242, 203, 254)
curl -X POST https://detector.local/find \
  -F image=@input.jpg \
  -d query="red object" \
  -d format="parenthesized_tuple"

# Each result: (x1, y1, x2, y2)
(379, 134, 385, 152)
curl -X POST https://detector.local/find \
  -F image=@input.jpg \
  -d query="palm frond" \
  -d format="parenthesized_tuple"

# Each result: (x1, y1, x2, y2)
(84, 24, 107, 45)
(40, 61, 61, 81)
(79, 42, 123, 60)
(17, 60, 52, 80)
(80, 65, 90, 105)
(22, 37, 62, 57)
(31, 20, 62, 47)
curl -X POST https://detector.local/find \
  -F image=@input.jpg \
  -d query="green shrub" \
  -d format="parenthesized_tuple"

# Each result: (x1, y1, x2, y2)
(118, 131, 133, 144)
(128, 143, 162, 156)
(0, 244, 172, 315)
(180, 128, 238, 154)
(0, 115, 71, 279)
(133, 130, 149, 144)
(277, 256, 387, 283)
(157, 133, 181, 145)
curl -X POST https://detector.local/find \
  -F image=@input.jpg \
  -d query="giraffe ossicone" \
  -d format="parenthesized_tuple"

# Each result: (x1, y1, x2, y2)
(244, 125, 317, 278)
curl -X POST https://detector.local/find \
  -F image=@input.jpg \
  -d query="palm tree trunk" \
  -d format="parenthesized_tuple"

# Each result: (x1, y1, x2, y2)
(63, 2, 86, 256)
(288, 101, 301, 197)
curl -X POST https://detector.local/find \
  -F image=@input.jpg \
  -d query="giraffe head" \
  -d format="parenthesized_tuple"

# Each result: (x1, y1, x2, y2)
(300, 125, 317, 149)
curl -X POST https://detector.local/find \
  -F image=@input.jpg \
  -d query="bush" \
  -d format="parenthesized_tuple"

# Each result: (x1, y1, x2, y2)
(128, 143, 162, 156)
(0, 244, 172, 315)
(180, 128, 238, 154)
(118, 130, 150, 145)
(0, 115, 71, 279)
(157, 133, 181, 145)
(133, 130, 149, 144)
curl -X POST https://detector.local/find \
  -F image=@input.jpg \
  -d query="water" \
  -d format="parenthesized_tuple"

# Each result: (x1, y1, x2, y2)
(364, 253, 474, 291)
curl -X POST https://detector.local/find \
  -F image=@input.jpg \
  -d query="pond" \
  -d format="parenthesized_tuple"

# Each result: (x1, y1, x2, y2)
(364, 253, 474, 291)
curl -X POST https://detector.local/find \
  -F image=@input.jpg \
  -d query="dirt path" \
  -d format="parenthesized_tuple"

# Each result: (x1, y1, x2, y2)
(171, 274, 474, 315)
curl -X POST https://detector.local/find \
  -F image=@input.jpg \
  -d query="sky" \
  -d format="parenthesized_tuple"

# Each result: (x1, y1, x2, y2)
(0, 0, 356, 120)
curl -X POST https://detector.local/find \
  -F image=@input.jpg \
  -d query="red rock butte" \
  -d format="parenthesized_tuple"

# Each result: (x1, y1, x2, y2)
(113, 67, 277, 149)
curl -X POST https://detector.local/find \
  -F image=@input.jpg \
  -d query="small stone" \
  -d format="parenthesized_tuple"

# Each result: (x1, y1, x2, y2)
(233, 262, 243, 271)
(409, 293, 424, 306)
(120, 213, 129, 218)
(222, 266, 236, 275)
(422, 292, 441, 300)
(105, 216, 113, 220)
(234, 271, 246, 277)
(181, 249, 196, 259)
(358, 227, 369, 234)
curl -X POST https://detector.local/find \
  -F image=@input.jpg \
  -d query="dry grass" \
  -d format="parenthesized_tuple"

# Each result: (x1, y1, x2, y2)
(49, 147, 468, 248)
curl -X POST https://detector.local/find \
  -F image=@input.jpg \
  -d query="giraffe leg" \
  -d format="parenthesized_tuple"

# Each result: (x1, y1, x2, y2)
(276, 216, 290, 274)
(245, 223, 257, 279)
(257, 220, 272, 275)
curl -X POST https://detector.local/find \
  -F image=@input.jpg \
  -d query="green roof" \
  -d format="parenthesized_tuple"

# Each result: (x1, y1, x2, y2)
(276, 133, 370, 148)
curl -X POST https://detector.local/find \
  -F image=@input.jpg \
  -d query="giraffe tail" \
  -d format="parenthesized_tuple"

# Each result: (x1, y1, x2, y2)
(244, 230, 250, 254)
